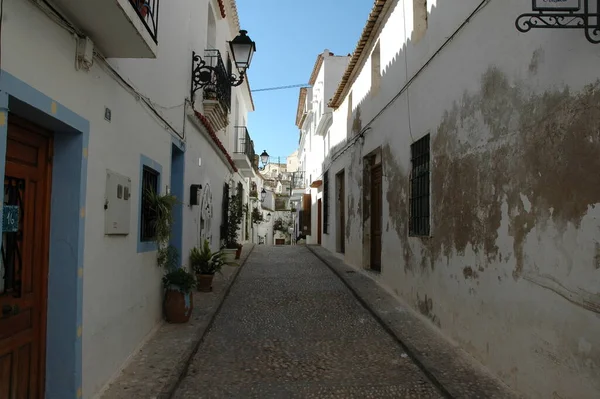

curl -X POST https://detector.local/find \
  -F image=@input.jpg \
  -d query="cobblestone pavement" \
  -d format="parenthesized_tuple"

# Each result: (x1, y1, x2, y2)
(172, 246, 444, 398)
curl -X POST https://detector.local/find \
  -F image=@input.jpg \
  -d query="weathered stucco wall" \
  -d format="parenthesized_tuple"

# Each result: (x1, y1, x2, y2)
(321, 0, 600, 398)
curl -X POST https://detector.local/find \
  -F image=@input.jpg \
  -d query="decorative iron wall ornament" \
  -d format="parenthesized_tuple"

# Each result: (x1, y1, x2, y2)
(190, 50, 233, 108)
(516, 0, 600, 44)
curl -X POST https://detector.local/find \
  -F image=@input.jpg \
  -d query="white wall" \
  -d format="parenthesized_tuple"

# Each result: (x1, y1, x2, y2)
(320, 0, 600, 398)
(3, 0, 253, 397)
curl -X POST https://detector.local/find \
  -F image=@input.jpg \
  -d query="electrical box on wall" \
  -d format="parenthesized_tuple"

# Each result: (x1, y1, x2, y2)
(104, 170, 132, 235)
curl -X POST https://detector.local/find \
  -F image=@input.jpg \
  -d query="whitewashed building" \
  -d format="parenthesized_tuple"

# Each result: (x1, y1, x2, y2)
(0, 0, 256, 397)
(295, 50, 349, 245)
(307, 0, 600, 398)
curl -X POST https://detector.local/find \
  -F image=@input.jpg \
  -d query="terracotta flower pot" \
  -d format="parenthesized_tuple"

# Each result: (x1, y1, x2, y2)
(164, 288, 193, 323)
(196, 274, 214, 292)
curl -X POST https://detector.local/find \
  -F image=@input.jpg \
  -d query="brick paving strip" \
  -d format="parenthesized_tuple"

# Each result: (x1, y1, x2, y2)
(98, 244, 256, 399)
(306, 245, 521, 399)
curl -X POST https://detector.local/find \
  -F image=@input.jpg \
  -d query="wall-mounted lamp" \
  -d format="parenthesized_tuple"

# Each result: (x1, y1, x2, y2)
(190, 184, 202, 206)
(260, 188, 267, 203)
(259, 150, 270, 170)
(191, 30, 257, 104)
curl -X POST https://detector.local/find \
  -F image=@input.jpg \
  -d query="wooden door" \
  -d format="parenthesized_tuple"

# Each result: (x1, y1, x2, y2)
(370, 164, 382, 271)
(0, 115, 52, 399)
(302, 193, 311, 234)
(317, 199, 322, 245)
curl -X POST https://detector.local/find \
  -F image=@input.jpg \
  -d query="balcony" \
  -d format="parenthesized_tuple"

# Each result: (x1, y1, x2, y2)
(52, 0, 159, 58)
(232, 127, 256, 177)
(197, 49, 232, 132)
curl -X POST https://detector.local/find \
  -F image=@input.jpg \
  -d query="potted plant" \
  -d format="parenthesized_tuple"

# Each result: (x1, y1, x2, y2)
(235, 243, 243, 260)
(190, 240, 226, 292)
(223, 192, 243, 263)
(145, 188, 196, 323)
(162, 267, 196, 323)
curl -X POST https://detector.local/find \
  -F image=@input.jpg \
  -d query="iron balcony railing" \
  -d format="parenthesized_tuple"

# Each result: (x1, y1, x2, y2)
(234, 126, 255, 164)
(291, 171, 306, 189)
(202, 49, 232, 112)
(129, 0, 159, 43)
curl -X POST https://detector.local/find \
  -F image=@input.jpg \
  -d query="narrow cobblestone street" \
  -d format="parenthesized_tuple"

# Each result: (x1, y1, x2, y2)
(172, 246, 443, 398)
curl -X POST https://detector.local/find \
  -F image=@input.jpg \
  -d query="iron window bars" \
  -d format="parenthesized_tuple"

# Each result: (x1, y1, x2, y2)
(516, 0, 600, 44)
(140, 166, 160, 242)
(409, 134, 431, 237)
(129, 0, 159, 43)
(1, 177, 24, 297)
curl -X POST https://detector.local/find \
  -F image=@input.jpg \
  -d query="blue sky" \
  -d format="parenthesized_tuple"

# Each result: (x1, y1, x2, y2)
(236, 0, 374, 161)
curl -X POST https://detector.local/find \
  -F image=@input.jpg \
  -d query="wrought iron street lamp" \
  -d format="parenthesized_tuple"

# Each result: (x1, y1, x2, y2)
(260, 188, 267, 203)
(229, 30, 256, 74)
(259, 150, 269, 170)
(190, 30, 257, 104)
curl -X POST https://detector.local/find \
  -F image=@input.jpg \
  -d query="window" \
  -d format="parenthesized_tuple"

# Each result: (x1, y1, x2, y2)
(413, 0, 428, 43)
(207, 5, 216, 49)
(140, 166, 160, 242)
(323, 170, 330, 234)
(371, 42, 381, 94)
(409, 134, 430, 236)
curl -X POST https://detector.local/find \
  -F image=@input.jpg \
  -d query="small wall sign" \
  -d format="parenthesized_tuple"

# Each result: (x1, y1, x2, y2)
(533, 0, 580, 11)
(2, 205, 19, 233)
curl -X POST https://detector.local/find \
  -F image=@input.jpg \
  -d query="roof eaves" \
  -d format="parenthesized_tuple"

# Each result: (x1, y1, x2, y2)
(328, 0, 389, 109)
(295, 87, 308, 127)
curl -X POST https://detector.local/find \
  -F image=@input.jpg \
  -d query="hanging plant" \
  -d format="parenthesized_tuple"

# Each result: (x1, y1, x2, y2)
(251, 207, 264, 224)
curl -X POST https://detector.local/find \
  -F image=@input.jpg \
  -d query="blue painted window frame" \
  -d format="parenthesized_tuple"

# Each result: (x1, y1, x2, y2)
(137, 154, 162, 253)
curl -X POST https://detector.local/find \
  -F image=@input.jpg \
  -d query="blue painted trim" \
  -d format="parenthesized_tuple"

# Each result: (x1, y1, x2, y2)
(170, 144, 185, 266)
(0, 92, 9, 234)
(137, 154, 163, 253)
(0, 69, 88, 399)
(171, 135, 185, 152)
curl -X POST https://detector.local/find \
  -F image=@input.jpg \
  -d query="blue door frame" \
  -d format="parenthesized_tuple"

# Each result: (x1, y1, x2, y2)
(170, 143, 185, 265)
(0, 70, 89, 399)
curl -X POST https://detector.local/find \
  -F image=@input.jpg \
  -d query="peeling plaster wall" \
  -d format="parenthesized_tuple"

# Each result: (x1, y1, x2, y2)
(321, 0, 600, 397)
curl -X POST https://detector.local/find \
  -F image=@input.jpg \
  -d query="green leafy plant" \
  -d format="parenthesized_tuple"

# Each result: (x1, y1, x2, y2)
(190, 240, 227, 275)
(251, 207, 263, 224)
(145, 188, 179, 270)
(273, 218, 285, 232)
(162, 268, 196, 293)
(145, 188, 196, 291)
(158, 245, 180, 271)
(225, 193, 243, 249)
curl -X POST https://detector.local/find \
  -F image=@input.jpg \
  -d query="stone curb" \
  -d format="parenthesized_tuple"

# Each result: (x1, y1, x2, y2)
(306, 245, 521, 399)
(161, 244, 256, 399)
(99, 244, 255, 399)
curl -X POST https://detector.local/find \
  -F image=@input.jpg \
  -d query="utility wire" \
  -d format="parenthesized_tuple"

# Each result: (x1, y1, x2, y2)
(252, 83, 311, 92)
(323, 0, 491, 174)
(27, 0, 185, 140)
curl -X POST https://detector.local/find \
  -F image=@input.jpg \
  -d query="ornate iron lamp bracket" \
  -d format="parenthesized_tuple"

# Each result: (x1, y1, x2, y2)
(190, 51, 246, 104)
(516, 0, 600, 44)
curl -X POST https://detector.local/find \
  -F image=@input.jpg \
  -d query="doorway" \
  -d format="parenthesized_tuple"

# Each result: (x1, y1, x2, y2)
(170, 144, 184, 264)
(0, 116, 53, 398)
(370, 163, 383, 271)
(336, 170, 345, 253)
(317, 198, 322, 245)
